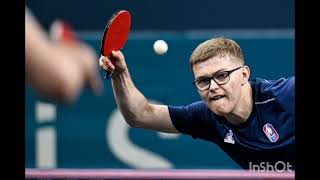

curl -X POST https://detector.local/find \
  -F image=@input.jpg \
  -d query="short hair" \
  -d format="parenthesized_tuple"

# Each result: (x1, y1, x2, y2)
(190, 37, 244, 72)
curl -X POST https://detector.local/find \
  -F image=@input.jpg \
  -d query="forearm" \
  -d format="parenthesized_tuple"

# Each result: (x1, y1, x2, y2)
(112, 70, 150, 127)
(100, 51, 177, 132)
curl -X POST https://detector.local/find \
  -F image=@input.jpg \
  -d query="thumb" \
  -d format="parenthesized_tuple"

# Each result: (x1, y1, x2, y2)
(111, 50, 124, 61)
(88, 71, 103, 96)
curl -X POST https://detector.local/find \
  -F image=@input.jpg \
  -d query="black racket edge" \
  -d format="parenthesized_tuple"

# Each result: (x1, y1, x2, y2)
(100, 10, 129, 80)
(100, 10, 127, 56)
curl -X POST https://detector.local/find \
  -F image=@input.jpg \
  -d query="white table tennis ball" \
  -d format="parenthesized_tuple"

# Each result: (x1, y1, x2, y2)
(153, 40, 168, 55)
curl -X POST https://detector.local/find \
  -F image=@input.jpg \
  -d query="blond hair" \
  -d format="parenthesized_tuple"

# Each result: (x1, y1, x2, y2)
(190, 37, 244, 72)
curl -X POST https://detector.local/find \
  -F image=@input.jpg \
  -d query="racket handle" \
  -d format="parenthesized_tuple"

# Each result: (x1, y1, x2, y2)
(103, 59, 115, 80)
(104, 72, 112, 80)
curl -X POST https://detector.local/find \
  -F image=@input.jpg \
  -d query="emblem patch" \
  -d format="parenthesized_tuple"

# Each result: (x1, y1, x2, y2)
(263, 123, 279, 142)
(224, 130, 235, 144)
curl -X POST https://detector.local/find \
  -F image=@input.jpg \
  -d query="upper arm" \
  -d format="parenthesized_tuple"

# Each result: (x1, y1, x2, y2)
(136, 104, 180, 134)
(133, 101, 218, 141)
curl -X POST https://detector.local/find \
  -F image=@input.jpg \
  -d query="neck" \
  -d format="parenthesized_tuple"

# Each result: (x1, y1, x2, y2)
(225, 83, 253, 126)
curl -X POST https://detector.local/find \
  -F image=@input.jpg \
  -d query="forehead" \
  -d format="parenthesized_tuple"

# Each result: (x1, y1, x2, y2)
(193, 55, 238, 77)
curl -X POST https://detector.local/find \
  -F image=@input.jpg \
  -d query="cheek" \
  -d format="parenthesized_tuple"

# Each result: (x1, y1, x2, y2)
(226, 82, 241, 100)
(198, 91, 208, 101)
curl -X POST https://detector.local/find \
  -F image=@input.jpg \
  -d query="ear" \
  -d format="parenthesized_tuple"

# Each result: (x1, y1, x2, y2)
(241, 65, 250, 85)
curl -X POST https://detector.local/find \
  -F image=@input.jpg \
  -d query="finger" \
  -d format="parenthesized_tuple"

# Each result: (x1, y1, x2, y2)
(104, 60, 115, 71)
(111, 50, 123, 61)
(99, 55, 105, 63)
(99, 57, 115, 70)
(117, 51, 125, 60)
(99, 56, 110, 68)
(99, 55, 108, 66)
(88, 71, 103, 95)
(99, 57, 106, 67)
(100, 63, 114, 73)
(99, 58, 104, 66)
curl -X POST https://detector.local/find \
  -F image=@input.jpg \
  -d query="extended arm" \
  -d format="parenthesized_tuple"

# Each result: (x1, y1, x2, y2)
(99, 51, 179, 133)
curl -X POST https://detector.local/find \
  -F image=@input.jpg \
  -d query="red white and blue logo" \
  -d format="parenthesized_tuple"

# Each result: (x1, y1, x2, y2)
(263, 123, 279, 143)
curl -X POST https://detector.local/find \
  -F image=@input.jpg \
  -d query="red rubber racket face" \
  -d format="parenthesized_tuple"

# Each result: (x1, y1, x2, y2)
(100, 10, 131, 57)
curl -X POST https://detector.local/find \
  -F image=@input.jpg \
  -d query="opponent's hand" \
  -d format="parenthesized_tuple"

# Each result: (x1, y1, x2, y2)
(53, 40, 103, 96)
(99, 50, 127, 77)
(75, 43, 103, 95)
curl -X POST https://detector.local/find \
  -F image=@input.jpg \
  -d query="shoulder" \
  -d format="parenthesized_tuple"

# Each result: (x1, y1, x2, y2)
(251, 76, 295, 112)
(186, 101, 208, 110)
(168, 101, 217, 138)
(250, 76, 294, 98)
(168, 101, 209, 114)
(251, 76, 294, 89)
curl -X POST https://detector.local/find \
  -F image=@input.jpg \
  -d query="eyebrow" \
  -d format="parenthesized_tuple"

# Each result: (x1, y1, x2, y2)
(195, 68, 229, 80)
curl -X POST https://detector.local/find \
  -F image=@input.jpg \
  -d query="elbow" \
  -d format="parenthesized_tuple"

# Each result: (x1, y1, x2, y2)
(121, 103, 152, 128)
(121, 110, 144, 128)
(125, 119, 138, 128)
(123, 116, 141, 128)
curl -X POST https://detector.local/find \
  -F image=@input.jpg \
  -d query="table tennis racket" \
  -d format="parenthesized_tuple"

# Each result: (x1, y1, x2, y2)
(100, 10, 131, 79)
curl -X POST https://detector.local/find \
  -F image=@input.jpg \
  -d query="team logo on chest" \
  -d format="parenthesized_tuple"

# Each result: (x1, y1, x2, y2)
(263, 123, 279, 142)
(224, 130, 235, 144)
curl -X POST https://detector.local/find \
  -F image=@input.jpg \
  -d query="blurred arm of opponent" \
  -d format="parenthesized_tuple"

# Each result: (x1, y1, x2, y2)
(25, 7, 102, 104)
(99, 51, 179, 133)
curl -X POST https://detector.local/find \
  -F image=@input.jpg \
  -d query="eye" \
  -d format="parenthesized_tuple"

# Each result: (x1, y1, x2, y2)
(214, 72, 229, 81)
(196, 78, 210, 87)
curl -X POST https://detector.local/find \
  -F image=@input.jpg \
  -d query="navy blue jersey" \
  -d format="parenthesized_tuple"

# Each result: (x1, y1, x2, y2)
(168, 77, 295, 169)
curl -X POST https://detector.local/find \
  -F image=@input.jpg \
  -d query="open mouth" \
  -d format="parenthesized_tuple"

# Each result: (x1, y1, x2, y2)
(210, 95, 226, 101)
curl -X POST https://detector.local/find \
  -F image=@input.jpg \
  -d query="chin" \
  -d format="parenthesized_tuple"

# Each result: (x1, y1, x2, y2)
(213, 109, 229, 116)
(208, 102, 231, 115)
(212, 110, 224, 116)
(209, 106, 226, 115)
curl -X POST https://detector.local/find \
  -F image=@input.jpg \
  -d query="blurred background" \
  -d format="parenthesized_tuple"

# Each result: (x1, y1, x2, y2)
(25, 0, 294, 169)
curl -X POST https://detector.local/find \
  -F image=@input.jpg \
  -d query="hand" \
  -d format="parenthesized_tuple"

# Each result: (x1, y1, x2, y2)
(99, 50, 127, 77)
(54, 40, 103, 96)
(74, 43, 103, 95)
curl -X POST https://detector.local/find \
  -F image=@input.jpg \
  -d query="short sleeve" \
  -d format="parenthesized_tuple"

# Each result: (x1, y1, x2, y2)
(168, 101, 219, 141)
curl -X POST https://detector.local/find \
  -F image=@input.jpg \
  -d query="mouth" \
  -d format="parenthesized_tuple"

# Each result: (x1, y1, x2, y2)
(210, 95, 226, 101)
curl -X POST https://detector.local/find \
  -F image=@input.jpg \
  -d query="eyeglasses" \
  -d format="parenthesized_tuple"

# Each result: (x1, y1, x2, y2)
(193, 66, 243, 91)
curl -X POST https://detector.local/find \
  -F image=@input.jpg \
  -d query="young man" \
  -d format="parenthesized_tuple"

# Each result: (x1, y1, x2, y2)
(99, 37, 295, 169)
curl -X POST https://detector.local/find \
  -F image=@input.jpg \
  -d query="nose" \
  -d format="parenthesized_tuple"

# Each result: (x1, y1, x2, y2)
(209, 78, 219, 91)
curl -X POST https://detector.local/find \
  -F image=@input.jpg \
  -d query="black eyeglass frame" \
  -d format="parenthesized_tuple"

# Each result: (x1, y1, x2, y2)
(193, 66, 243, 91)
